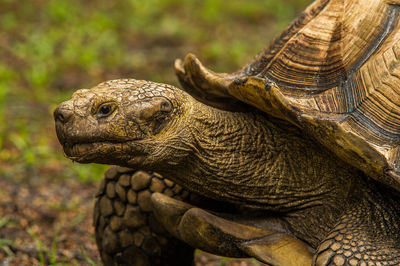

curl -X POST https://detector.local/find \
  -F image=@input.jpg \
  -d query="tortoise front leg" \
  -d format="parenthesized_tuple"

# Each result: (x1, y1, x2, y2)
(314, 189, 400, 266)
(151, 192, 314, 266)
(94, 166, 314, 266)
(93, 166, 195, 266)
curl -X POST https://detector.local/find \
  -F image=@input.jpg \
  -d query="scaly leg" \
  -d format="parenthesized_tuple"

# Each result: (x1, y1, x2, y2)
(314, 188, 400, 265)
(94, 166, 315, 266)
(94, 166, 195, 266)
(151, 193, 314, 266)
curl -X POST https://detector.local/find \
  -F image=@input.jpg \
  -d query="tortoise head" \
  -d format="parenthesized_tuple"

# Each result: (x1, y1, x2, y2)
(54, 79, 190, 167)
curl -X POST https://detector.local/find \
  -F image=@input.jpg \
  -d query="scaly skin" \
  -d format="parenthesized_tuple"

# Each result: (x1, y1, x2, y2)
(94, 166, 195, 265)
(95, 166, 243, 265)
(54, 79, 400, 265)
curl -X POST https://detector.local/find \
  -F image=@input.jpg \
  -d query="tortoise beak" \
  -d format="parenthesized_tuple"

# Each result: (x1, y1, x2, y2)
(54, 101, 75, 147)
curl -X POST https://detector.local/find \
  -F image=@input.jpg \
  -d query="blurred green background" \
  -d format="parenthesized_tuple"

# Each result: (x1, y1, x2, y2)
(0, 0, 312, 183)
(0, 0, 312, 263)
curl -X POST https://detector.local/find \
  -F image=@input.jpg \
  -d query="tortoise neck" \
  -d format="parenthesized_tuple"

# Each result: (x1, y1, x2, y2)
(156, 100, 356, 212)
(151, 99, 366, 246)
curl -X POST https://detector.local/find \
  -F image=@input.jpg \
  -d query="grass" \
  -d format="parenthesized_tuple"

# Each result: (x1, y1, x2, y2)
(0, 238, 14, 258)
(26, 228, 53, 265)
(0, 0, 312, 264)
(80, 249, 98, 266)
(1, 0, 312, 183)
(0, 216, 14, 258)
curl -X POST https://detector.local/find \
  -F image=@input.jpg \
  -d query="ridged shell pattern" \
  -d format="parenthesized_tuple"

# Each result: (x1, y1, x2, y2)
(257, 0, 400, 184)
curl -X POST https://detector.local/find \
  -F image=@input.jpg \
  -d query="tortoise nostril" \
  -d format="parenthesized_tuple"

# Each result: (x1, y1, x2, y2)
(54, 105, 73, 123)
(55, 111, 65, 122)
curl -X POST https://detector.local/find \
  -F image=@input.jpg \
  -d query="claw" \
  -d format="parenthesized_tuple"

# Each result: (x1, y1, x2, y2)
(151, 193, 313, 266)
(239, 234, 314, 266)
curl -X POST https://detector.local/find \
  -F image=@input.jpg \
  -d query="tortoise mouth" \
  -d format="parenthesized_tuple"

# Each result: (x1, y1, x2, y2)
(63, 141, 131, 163)
(64, 142, 96, 160)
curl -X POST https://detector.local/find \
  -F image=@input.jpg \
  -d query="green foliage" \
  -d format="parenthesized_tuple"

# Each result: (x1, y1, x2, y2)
(67, 164, 109, 184)
(0, 239, 14, 258)
(27, 228, 59, 265)
(26, 229, 46, 265)
(0, 216, 14, 258)
(0, 64, 13, 149)
(0, 0, 312, 182)
(80, 249, 98, 266)
(218, 256, 229, 265)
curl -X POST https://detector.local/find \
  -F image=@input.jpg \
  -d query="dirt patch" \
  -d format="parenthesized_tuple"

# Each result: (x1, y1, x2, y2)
(0, 177, 99, 265)
(0, 176, 263, 265)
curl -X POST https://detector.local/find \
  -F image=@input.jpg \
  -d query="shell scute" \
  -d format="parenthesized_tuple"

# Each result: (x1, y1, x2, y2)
(176, 0, 400, 190)
(263, 0, 400, 188)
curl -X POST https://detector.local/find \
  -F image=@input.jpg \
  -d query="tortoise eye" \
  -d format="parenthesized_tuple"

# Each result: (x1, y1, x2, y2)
(97, 103, 117, 118)
(160, 100, 172, 112)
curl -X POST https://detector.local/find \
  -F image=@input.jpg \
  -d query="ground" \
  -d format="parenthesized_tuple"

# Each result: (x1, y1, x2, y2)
(0, 0, 311, 264)
(0, 174, 263, 265)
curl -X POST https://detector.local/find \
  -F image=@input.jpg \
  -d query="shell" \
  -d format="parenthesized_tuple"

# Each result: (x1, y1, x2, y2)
(175, 0, 400, 191)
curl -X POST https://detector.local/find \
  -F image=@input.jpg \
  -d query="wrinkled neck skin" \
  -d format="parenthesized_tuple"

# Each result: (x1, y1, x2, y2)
(125, 96, 366, 246)
(135, 98, 355, 209)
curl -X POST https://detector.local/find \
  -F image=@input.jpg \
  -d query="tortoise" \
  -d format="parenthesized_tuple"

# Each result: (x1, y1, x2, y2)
(53, 0, 400, 264)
